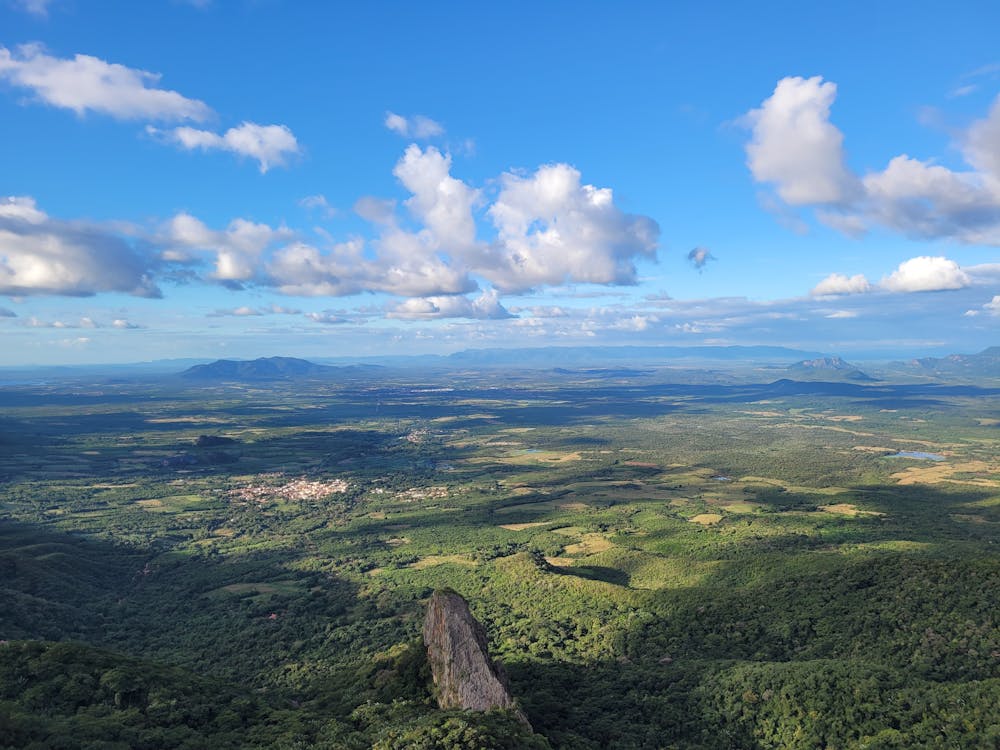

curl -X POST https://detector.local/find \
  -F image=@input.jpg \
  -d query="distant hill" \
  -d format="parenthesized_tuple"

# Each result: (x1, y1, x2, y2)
(902, 346, 1000, 377)
(180, 356, 381, 381)
(786, 356, 876, 382)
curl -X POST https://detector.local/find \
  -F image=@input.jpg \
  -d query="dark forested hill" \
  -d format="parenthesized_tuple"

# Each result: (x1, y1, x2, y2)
(180, 356, 383, 381)
(181, 356, 332, 380)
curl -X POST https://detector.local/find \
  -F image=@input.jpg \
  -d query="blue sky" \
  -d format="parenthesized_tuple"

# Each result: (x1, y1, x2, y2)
(1, 0, 999, 364)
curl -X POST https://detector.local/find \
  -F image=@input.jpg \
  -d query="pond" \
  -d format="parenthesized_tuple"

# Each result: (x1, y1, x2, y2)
(889, 451, 945, 461)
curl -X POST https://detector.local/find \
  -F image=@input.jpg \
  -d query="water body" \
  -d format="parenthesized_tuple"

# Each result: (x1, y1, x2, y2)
(712, 476, 733, 482)
(889, 451, 945, 461)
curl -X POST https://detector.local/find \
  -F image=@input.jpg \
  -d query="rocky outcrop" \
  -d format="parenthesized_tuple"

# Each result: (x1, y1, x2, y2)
(422, 589, 529, 726)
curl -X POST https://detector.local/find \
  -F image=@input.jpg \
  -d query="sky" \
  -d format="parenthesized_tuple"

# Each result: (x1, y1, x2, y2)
(1, 0, 999, 365)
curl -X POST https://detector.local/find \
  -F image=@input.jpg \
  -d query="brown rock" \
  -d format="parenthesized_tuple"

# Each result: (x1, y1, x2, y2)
(422, 589, 530, 726)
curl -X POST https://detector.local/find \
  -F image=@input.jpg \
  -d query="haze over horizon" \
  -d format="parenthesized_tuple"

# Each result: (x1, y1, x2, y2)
(2, 1, 999, 365)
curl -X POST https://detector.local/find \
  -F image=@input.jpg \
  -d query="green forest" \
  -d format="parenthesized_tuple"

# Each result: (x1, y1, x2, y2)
(1, 367, 999, 748)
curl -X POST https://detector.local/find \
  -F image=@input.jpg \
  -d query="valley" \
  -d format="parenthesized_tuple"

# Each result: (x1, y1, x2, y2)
(2, 362, 1000, 748)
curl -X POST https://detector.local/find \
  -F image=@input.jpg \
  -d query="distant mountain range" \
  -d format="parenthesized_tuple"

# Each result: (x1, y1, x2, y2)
(179, 347, 839, 381)
(900, 347, 1000, 377)
(786, 356, 875, 382)
(180, 357, 381, 381)
(314, 345, 828, 369)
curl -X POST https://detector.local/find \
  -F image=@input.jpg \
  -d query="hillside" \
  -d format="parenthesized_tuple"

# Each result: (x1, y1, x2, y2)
(903, 346, 1000, 377)
(180, 356, 382, 381)
(786, 356, 875, 381)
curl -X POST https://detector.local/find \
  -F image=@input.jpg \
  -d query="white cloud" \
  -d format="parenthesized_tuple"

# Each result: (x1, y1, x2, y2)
(387, 288, 513, 320)
(0, 45, 304, 171)
(266, 239, 369, 297)
(745, 76, 1000, 246)
(23, 315, 111, 328)
(608, 313, 660, 331)
(744, 76, 861, 206)
(305, 311, 350, 324)
(368, 228, 477, 296)
(0, 44, 211, 121)
(164, 147, 658, 301)
(881, 256, 971, 293)
(861, 155, 1000, 244)
(393, 145, 480, 253)
(825, 310, 858, 319)
(483, 163, 659, 292)
(299, 194, 336, 217)
(983, 295, 1000, 315)
(2, 144, 660, 308)
(112, 318, 143, 329)
(213, 304, 301, 317)
(385, 111, 445, 139)
(507, 305, 569, 318)
(0, 195, 46, 223)
(966, 94, 1000, 182)
(811, 272, 872, 296)
(164, 213, 291, 283)
(156, 122, 300, 173)
(26, 316, 70, 328)
(58, 336, 90, 348)
(0, 196, 159, 297)
(353, 195, 397, 225)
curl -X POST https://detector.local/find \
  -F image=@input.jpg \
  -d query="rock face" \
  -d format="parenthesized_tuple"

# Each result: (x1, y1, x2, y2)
(423, 589, 529, 726)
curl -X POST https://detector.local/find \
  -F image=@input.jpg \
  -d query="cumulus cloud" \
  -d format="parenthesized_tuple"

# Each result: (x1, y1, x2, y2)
(267, 146, 481, 299)
(266, 239, 370, 297)
(154, 122, 300, 173)
(267, 234, 475, 298)
(0, 196, 160, 297)
(0, 44, 211, 121)
(861, 156, 1000, 243)
(112, 318, 143, 329)
(881, 256, 972, 292)
(687, 246, 715, 270)
(3, 144, 660, 312)
(814, 257, 976, 297)
(164, 213, 291, 283)
(745, 76, 1000, 246)
(393, 145, 480, 252)
(744, 76, 861, 206)
(482, 163, 659, 292)
(385, 111, 445, 139)
(387, 288, 513, 320)
(811, 272, 872, 296)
